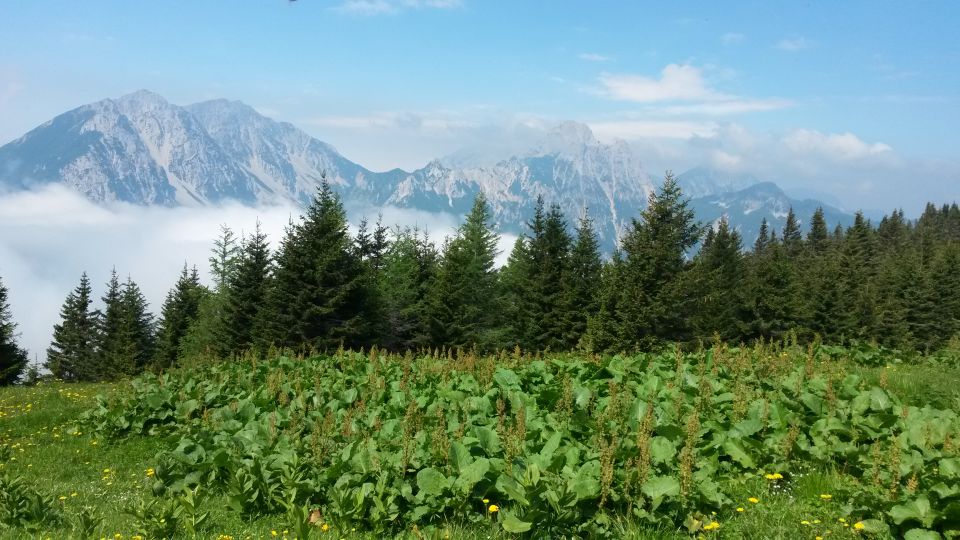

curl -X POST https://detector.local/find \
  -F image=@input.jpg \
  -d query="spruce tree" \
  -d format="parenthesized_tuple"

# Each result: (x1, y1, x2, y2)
(500, 236, 533, 349)
(117, 277, 155, 375)
(154, 265, 205, 368)
(260, 180, 379, 352)
(691, 217, 746, 341)
(743, 237, 803, 342)
(525, 200, 572, 351)
(618, 172, 701, 349)
(782, 207, 803, 255)
(97, 269, 125, 379)
(426, 192, 502, 350)
(562, 213, 602, 349)
(584, 253, 626, 353)
(807, 207, 829, 253)
(378, 227, 437, 350)
(0, 275, 29, 385)
(46, 273, 100, 381)
(223, 221, 273, 357)
(209, 224, 240, 293)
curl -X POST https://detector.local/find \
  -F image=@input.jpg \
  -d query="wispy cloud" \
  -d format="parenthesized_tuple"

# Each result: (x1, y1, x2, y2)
(597, 64, 721, 103)
(721, 32, 745, 45)
(333, 0, 463, 16)
(782, 129, 894, 162)
(589, 119, 718, 140)
(657, 98, 794, 116)
(578, 52, 612, 62)
(776, 36, 812, 51)
(593, 63, 792, 116)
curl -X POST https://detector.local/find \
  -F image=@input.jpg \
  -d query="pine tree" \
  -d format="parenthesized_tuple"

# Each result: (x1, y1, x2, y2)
(691, 217, 746, 341)
(426, 192, 502, 350)
(743, 237, 803, 342)
(754, 219, 771, 254)
(180, 226, 243, 360)
(97, 269, 126, 379)
(223, 221, 273, 357)
(782, 207, 802, 255)
(46, 273, 100, 381)
(209, 224, 240, 293)
(117, 277, 155, 375)
(618, 172, 701, 349)
(154, 265, 205, 368)
(584, 253, 626, 353)
(524, 199, 572, 351)
(807, 207, 829, 254)
(0, 275, 29, 385)
(378, 227, 438, 350)
(562, 213, 602, 349)
(834, 212, 878, 341)
(260, 180, 379, 352)
(500, 236, 533, 349)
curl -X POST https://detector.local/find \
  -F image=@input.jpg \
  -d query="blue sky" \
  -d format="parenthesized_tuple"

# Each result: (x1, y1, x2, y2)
(1, 0, 958, 210)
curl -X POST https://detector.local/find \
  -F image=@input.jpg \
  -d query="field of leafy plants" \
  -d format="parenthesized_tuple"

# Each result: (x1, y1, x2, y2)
(2, 342, 960, 538)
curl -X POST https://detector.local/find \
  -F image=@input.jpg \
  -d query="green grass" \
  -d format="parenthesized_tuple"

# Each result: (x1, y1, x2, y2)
(2, 355, 957, 539)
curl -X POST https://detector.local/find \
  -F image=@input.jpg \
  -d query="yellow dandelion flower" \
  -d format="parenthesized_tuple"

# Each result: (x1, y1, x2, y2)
(58, 495, 67, 501)
(801, 520, 810, 525)
(703, 521, 720, 531)
(838, 518, 846, 523)
(736, 507, 744, 512)
(764, 472, 783, 480)
(482, 498, 490, 504)
(817, 537, 824, 540)
(488, 504, 500, 513)
(748, 497, 759, 504)
(271, 531, 278, 537)
(820, 493, 832, 500)
(321, 523, 330, 532)
(854, 522, 865, 530)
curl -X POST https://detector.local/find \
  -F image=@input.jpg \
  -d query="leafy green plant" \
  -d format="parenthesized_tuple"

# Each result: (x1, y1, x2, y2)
(0, 471, 61, 531)
(82, 345, 960, 537)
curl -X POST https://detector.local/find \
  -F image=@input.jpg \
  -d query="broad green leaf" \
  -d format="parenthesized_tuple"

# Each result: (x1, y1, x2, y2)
(857, 519, 889, 534)
(500, 510, 532, 532)
(495, 474, 529, 506)
(890, 496, 938, 528)
(571, 461, 600, 499)
(870, 387, 892, 411)
(649, 436, 676, 464)
(641, 475, 680, 501)
(416, 468, 449, 497)
(904, 529, 942, 540)
(722, 439, 755, 468)
(453, 458, 490, 495)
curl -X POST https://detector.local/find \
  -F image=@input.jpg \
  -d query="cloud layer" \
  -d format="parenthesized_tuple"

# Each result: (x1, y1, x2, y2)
(0, 186, 519, 364)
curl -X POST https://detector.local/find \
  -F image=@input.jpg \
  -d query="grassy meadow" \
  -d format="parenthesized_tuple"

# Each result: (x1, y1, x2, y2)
(1, 344, 959, 539)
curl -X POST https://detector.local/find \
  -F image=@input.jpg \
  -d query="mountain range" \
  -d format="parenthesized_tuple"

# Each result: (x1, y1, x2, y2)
(0, 90, 852, 249)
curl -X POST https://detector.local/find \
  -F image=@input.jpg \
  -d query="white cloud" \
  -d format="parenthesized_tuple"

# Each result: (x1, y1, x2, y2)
(333, 0, 462, 15)
(657, 98, 793, 115)
(598, 64, 721, 103)
(578, 53, 612, 62)
(593, 64, 792, 117)
(782, 129, 894, 162)
(776, 37, 812, 51)
(589, 120, 718, 140)
(721, 32, 745, 45)
(0, 185, 512, 362)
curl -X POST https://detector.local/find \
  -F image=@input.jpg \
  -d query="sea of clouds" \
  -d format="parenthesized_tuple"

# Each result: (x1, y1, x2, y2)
(0, 185, 516, 363)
